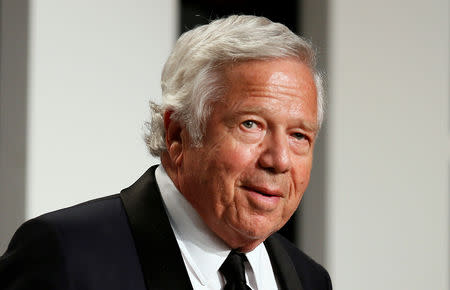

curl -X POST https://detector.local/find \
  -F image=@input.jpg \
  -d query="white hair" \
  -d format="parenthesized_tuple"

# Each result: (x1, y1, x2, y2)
(145, 15, 325, 156)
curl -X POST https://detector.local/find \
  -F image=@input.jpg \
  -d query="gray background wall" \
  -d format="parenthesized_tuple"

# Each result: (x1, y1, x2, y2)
(300, 0, 449, 289)
(1, 1, 448, 289)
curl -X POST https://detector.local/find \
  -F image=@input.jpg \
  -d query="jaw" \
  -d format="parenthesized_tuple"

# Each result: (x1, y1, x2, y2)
(209, 208, 285, 252)
(215, 225, 268, 253)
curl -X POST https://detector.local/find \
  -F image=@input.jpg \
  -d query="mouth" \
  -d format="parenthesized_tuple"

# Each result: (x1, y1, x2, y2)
(240, 184, 283, 211)
(241, 185, 283, 198)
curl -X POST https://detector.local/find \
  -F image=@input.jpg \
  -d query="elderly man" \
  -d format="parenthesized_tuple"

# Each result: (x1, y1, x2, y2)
(0, 15, 331, 290)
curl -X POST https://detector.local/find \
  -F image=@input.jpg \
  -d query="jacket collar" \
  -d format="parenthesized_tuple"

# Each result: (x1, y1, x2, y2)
(120, 165, 193, 290)
(264, 234, 304, 290)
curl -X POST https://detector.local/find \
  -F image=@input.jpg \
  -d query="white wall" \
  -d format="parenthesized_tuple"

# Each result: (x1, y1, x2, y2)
(1, 0, 177, 252)
(26, 0, 177, 217)
(324, 0, 448, 289)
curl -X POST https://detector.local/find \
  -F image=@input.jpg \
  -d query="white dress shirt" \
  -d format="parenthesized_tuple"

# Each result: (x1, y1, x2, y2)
(155, 165, 280, 290)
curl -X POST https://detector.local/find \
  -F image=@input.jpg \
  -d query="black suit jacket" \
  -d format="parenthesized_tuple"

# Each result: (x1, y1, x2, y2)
(0, 166, 332, 290)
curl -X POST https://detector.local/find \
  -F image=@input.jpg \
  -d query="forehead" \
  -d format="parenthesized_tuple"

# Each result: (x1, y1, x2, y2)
(223, 58, 316, 91)
(218, 58, 318, 128)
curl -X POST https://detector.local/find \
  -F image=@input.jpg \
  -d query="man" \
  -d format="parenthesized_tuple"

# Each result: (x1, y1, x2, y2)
(0, 15, 331, 289)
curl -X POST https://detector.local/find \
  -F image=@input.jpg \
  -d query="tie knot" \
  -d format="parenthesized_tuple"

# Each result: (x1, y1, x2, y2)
(220, 250, 250, 290)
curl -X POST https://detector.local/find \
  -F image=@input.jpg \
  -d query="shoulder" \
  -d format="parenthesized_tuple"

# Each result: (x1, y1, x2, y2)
(9, 194, 128, 246)
(0, 194, 144, 289)
(8, 193, 135, 255)
(0, 213, 69, 289)
(36, 194, 124, 228)
(2, 193, 124, 254)
(270, 233, 332, 290)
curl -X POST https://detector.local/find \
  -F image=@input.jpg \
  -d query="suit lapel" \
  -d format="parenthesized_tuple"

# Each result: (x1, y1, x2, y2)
(120, 165, 193, 290)
(264, 234, 304, 290)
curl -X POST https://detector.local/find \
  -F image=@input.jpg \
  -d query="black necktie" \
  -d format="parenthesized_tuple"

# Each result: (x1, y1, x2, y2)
(219, 250, 252, 290)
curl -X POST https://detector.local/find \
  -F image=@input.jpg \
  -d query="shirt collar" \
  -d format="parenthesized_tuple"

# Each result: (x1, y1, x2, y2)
(155, 164, 230, 285)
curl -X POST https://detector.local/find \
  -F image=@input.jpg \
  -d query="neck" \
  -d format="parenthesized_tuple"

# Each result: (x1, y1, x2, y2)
(161, 152, 180, 189)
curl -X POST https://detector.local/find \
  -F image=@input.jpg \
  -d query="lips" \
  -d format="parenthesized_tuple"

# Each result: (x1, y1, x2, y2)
(241, 185, 283, 198)
(240, 184, 284, 211)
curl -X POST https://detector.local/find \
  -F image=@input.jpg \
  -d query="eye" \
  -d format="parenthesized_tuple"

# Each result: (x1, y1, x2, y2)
(292, 132, 306, 140)
(241, 120, 256, 129)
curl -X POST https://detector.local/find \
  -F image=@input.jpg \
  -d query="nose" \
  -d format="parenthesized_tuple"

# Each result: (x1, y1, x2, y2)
(258, 131, 291, 174)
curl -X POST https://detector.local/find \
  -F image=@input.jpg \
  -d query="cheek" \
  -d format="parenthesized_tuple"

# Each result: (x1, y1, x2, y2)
(295, 166, 311, 188)
(289, 157, 313, 198)
(207, 138, 258, 175)
(203, 143, 259, 207)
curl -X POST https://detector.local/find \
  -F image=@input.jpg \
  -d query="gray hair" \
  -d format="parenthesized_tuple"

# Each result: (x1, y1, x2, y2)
(145, 15, 324, 157)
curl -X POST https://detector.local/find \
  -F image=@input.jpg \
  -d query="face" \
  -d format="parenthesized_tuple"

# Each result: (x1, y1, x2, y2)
(173, 58, 318, 252)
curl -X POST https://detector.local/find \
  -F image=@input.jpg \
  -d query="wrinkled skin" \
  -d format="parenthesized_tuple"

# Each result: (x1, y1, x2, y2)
(162, 58, 318, 252)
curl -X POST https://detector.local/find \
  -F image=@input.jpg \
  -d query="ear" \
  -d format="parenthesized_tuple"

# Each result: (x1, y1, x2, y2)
(164, 110, 184, 166)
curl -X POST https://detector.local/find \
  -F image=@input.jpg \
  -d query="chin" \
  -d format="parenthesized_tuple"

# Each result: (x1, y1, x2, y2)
(229, 219, 280, 247)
